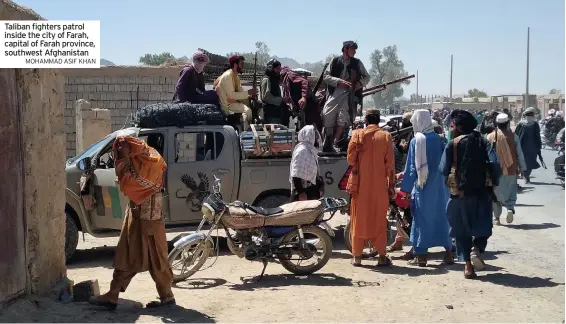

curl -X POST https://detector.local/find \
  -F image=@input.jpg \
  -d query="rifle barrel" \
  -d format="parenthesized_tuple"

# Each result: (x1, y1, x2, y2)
(363, 74, 415, 93)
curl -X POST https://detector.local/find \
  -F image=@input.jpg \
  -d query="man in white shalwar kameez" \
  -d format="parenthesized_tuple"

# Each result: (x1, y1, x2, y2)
(321, 41, 370, 152)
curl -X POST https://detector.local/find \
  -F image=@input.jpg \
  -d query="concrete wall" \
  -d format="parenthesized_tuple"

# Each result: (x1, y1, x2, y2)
(0, 0, 66, 304)
(63, 67, 180, 158)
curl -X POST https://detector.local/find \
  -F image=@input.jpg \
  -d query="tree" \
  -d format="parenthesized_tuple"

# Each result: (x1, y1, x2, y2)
(467, 88, 488, 97)
(549, 88, 562, 94)
(138, 52, 175, 66)
(368, 45, 411, 109)
(226, 41, 271, 66)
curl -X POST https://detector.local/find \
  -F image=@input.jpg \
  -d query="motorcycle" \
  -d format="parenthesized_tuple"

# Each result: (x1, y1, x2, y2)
(168, 172, 349, 282)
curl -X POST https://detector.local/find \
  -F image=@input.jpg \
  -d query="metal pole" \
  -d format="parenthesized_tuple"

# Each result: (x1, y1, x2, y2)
(449, 55, 453, 103)
(525, 27, 530, 112)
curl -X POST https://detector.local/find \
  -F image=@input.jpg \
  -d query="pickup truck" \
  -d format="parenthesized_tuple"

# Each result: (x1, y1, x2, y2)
(64, 125, 350, 261)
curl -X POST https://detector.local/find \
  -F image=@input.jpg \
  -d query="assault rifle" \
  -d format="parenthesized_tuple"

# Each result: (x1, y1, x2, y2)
(312, 63, 329, 95)
(361, 74, 415, 97)
(249, 51, 261, 123)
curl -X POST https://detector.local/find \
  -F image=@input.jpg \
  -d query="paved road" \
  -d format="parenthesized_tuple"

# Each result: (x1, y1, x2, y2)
(1, 147, 564, 323)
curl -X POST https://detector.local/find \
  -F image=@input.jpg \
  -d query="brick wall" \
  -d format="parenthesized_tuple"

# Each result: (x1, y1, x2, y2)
(63, 66, 181, 158)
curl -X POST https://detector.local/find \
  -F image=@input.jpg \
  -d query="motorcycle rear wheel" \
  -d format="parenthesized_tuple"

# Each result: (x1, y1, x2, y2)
(168, 238, 213, 283)
(278, 226, 333, 275)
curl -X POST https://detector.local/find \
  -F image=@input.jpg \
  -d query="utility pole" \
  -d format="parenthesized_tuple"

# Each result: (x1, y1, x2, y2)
(449, 55, 453, 103)
(525, 27, 530, 112)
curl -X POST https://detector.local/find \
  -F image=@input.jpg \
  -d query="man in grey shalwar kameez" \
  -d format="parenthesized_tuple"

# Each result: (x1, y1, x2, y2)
(487, 113, 526, 225)
(321, 41, 371, 152)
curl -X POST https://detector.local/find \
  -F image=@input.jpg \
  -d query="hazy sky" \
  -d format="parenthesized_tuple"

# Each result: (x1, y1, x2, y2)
(14, 0, 566, 96)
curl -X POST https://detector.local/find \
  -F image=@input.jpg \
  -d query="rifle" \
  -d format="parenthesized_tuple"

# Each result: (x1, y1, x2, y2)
(249, 51, 261, 123)
(312, 63, 329, 95)
(362, 74, 415, 96)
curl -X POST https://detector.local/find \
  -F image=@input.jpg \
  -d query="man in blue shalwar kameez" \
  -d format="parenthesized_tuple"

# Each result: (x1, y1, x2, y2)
(400, 109, 454, 267)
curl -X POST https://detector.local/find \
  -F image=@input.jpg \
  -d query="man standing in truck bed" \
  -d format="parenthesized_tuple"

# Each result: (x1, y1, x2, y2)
(321, 41, 371, 152)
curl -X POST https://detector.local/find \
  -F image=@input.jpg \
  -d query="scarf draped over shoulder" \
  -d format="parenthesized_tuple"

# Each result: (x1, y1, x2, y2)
(290, 126, 320, 187)
(411, 109, 435, 189)
(113, 136, 167, 205)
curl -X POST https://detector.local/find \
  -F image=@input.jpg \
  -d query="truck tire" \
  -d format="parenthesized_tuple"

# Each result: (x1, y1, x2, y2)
(255, 194, 290, 209)
(65, 211, 79, 263)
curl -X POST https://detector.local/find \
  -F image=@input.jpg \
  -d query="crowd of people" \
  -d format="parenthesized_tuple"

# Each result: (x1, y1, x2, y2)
(86, 43, 559, 310)
(291, 104, 556, 279)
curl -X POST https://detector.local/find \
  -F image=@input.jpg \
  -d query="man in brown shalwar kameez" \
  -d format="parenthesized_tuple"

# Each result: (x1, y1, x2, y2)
(89, 136, 175, 310)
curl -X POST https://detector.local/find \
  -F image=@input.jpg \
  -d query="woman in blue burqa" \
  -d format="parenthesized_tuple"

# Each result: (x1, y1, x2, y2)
(441, 109, 493, 279)
(514, 107, 543, 184)
(400, 109, 454, 267)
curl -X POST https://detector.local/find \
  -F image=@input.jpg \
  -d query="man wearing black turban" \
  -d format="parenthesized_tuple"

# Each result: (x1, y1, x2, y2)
(441, 109, 494, 279)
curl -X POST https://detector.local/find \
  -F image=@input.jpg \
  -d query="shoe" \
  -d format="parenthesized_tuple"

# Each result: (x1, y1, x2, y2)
(470, 250, 485, 271)
(506, 210, 514, 224)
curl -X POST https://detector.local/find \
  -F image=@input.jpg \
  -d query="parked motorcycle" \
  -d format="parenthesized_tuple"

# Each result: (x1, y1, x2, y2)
(168, 172, 349, 282)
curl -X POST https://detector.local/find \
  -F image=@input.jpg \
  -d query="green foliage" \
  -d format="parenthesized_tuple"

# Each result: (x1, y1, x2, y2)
(467, 88, 488, 97)
(549, 88, 562, 94)
(226, 41, 271, 66)
(368, 45, 410, 109)
(138, 52, 175, 66)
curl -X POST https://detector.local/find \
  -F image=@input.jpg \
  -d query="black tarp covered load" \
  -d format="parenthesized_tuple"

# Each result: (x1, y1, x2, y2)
(134, 102, 225, 128)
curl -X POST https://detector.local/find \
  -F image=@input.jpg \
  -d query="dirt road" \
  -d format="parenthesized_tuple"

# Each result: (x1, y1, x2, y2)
(1, 149, 564, 323)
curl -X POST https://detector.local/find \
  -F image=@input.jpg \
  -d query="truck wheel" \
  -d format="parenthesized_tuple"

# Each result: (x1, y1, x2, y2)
(65, 211, 79, 263)
(255, 194, 290, 208)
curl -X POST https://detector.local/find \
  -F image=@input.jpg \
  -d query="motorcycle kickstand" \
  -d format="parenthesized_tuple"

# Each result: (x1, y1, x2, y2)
(257, 259, 268, 282)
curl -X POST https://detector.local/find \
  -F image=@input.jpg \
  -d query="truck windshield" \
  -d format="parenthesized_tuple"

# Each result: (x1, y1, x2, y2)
(66, 135, 113, 165)
(66, 128, 139, 165)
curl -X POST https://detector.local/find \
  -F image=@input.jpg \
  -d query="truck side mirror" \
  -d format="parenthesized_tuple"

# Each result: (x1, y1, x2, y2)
(77, 157, 92, 172)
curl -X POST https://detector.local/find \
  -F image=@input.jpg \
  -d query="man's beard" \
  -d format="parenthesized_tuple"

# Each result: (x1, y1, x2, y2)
(236, 66, 243, 73)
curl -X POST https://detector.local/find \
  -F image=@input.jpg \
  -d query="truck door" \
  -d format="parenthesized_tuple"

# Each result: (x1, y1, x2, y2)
(88, 142, 129, 231)
(167, 128, 236, 223)
(88, 131, 166, 230)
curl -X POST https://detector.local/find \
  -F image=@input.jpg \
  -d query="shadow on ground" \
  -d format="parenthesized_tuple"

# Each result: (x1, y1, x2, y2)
(0, 297, 215, 323)
(505, 223, 560, 230)
(229, 273, 379, 291)
(477, 273, 565, 288)
(529, 181, 563, 186)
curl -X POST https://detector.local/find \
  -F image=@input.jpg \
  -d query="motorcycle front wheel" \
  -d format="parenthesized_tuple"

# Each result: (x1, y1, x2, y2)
(277, 226, 333, 275)
(168, 238, 213, 283)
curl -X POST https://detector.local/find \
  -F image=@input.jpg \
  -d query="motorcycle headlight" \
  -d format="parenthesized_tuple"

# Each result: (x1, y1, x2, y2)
(201, 203, 215, 222)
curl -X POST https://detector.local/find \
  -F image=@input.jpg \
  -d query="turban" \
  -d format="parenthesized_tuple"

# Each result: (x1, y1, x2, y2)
(450, 109, 477, 134)
(342, 41, 358, 50)
(495, 113, 509, 124)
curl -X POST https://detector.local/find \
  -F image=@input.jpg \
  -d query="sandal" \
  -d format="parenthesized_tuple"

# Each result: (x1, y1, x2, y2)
(146, 298, 176, 308)
(464, 264, 477, 279)
(88, 296, 118, 310)
(408, 256, 427, 267)
(398, 250, 415, 261)
(386, 243, 403, 253)
(376, 256, 393, 267)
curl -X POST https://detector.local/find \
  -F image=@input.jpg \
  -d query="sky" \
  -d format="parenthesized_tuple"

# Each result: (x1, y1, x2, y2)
(14, 0, 566, 96)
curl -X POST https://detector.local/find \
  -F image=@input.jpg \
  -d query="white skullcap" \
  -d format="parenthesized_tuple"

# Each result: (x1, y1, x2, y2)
(496, 113, 509, 124)
(557, 111, 563, 116)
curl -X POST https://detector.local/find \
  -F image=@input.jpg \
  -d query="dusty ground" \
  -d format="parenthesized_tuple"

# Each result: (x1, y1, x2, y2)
(1, 149, 564, 323)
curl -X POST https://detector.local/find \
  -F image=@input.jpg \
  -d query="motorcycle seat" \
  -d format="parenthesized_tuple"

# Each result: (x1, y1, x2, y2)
(246, 205, 284, 216)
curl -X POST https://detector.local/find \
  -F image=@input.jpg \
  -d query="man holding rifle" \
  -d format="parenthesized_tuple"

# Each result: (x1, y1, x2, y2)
(321, 41, 371, 153)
